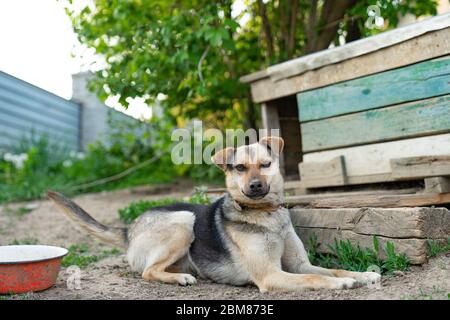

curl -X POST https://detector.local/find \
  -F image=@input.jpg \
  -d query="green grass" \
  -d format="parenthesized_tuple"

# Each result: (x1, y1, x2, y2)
(0, 292, 35, 300)
(118, 186, 211, 223)
(427, 237, 450, 258)
(307, 234, 410, 274)
(61, 244, 120, 268)
(3, 206, 33, 217)
(403, 286, 449, 300)
(8, 238, 39, 245)
(119, 198, 180, 223)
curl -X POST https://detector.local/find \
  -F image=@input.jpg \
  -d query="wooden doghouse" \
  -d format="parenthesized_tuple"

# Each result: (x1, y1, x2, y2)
(241, 14, 450, 264)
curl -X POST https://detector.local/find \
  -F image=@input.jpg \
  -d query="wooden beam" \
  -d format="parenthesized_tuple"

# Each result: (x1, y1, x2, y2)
(297, 58, 450, 122)
(249, 28, 450, 103)
(290, 207, 450, 239)
(299, 156, 346, 188)
(285, 192, 450, 208)
(391, 155, 450, 180)
(301, 95, 450, 152)
(424, 177, 450, 193)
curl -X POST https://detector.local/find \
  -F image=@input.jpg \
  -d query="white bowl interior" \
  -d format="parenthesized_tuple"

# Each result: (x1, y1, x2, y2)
(0, 245, 68, 264)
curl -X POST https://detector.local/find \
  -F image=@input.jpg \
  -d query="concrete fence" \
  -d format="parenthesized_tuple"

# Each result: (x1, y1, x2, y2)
(0, 71, 139, 152)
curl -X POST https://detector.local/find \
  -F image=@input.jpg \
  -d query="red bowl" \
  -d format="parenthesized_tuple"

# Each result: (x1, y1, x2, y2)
(0, 245, 68, 294)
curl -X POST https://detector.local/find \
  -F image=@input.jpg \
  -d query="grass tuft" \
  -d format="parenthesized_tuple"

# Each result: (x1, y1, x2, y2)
(118, 186, 210, 223)
(61, 244, 120, 268)
(307, 234, 410, 274)
(427, 238, 450, 258)
(8, 238, 39, 245)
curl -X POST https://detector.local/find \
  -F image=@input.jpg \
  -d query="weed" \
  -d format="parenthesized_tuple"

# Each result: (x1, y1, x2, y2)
(119, 198, 179, 223)
(0, 292, 35, 300)
(427, 237, 450, 258)
(4, 206, 32, 217)
(61, 244, 120, 268)
(307, 234, 410, 274)
(118, 186, 211, 223)
(119, 271, 131, 278)
(8, 238, 39, 245)
(403, 286, 447, 300)
(382, 241, 409, 272)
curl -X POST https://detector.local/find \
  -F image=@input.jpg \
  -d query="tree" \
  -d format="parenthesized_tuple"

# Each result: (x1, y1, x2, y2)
(66, 0, 438, 130)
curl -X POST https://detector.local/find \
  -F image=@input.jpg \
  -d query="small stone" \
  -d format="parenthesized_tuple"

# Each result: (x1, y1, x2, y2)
(25, 202, 40, 211)
(393, 270, 405, 277)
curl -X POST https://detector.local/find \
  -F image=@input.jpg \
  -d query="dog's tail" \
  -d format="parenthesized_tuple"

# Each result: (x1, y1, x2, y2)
(47, 190, 128, 249)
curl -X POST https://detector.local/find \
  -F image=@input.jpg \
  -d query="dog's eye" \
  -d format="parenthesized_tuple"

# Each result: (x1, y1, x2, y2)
(234, 164, 246, 172)
(260, 162, 271, 168)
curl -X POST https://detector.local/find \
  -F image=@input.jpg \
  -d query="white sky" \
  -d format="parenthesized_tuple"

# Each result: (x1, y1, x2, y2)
(0, 0, 152, 119)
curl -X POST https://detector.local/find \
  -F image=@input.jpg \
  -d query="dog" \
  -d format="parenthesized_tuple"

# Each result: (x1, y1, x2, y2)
(48, 136, 380, 292)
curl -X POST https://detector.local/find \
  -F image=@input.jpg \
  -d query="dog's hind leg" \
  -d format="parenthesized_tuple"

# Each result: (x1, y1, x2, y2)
(141, 235, 196, 286)
(129, 211, 197, 286)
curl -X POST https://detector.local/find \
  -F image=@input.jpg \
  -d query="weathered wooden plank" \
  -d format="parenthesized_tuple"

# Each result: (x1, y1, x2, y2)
(301, 95, 450, 152)
(299, 156, 346, 188)
(391, 155, 450, 180)
(261, 102, 280, 131)
(424, 177, 450, 193)
(290, 207, 450, 239)
(261, 101, 284, 174)
(294, 227, 428, 264)
(285, 192, 450, 208)
(303, 133, 450, 181)
(284, 180, 301, 189)
(248, 29, 450, 103)
(298, 57, 450, 122)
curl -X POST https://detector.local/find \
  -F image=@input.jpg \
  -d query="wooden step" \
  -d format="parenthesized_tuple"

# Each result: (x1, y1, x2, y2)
(290, 207, 450, 264)
(285, 191, 450, 208)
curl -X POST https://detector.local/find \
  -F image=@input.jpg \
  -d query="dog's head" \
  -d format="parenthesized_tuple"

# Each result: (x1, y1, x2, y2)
(212, 136, 284, 207)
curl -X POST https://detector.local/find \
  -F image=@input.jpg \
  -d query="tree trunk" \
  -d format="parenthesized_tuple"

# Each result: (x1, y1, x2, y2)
(313, 0, 358, 52)
(257, 0, 275, 62)
(287, 0, 299, 59)
(305, 0, 318, 54)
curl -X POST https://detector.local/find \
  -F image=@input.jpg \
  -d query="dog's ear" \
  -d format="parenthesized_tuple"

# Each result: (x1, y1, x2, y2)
(260, 136, 284, 157)
(211, 147, 234, 171)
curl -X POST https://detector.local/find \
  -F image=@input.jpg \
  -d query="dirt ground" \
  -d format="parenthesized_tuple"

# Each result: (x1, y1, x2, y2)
(0, 186, 449, 300)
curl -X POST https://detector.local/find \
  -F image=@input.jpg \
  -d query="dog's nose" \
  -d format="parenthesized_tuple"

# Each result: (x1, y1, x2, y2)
(249, 179, 263, 192)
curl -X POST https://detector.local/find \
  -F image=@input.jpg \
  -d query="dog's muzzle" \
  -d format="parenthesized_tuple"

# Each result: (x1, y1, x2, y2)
(243, 179, 269, 199)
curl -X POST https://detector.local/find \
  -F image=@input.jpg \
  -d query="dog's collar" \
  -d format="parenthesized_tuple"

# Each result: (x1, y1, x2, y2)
(232, 200, 283, 212)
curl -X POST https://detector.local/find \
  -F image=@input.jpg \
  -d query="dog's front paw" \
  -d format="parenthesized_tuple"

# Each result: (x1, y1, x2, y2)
(176, 274, 197, 286)
(333, 277, 358, 290)
(357, 272, 381, 286)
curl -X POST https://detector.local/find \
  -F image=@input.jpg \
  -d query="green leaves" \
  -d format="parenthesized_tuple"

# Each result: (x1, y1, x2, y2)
(307, 235, 410, 274)
(61, 244, 120, 268)
(65, 0, 438, 130)
(118, 186, 211, 223)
